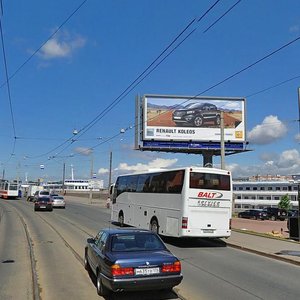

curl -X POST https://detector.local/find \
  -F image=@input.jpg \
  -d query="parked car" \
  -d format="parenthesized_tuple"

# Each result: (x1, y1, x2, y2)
(34, 197, 53, 211)
(172, 102, 221, 127)
(288, 209, 298, 217)
(263, 207, 287, 221)
(51, 195, 65, 208)
(237, 209, 268, 220)
(33, 190, 50, 202)
(84, 228, 183, 297)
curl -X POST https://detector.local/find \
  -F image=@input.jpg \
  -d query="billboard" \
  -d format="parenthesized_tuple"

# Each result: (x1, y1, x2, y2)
(142, 95, 246, 143)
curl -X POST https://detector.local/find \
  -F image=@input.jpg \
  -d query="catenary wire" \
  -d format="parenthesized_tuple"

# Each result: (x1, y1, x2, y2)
(0, 17, 17, 162)
(0, 0, 89, 90)
(87, 34, 300, 153)
(31, 0, 241, 159)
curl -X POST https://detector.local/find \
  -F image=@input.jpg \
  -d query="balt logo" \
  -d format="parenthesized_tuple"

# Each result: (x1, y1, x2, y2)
(197, 192, 223, 199)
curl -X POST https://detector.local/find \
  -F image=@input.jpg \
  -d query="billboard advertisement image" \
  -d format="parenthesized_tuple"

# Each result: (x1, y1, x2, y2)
(142, 95, 246, 143)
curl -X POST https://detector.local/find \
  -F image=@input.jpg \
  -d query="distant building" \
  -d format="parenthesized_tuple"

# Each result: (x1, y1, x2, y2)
(233, 175, 299, 210)
(64, 179, 104, 191)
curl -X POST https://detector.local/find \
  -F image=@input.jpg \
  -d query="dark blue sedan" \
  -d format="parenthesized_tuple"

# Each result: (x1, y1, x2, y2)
(84, 228, 183, 297)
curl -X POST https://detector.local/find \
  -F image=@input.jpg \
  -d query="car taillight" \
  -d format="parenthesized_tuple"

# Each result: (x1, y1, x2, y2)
(182, 217, 188, 229)
(162, 261, 181, 273)
(111, 264, 134, 276)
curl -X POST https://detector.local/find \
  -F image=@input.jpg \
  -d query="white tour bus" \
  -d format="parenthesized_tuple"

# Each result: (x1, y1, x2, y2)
(111, 167, 233, 238)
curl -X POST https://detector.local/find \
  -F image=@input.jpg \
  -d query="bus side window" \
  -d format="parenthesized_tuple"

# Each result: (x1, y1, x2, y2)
(116, 177, 127, 196)
(136, 174, 150, 193)
(166, 170, 184, 193)
(127, 175, 138, 192)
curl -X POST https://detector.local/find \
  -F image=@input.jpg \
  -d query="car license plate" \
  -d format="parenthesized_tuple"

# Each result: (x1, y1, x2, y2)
(203, 229, 214, 233)
(135, 267, 160, 275)
(40, 206, 46, 208)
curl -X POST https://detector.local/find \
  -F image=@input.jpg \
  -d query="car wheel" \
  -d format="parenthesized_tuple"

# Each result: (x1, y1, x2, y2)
(84, 253, 90, 271)
(150, 219, 159, 234)
(97, 272, 110, 296)
(193, 116, 203, 127)
(118, 213, 124, 227)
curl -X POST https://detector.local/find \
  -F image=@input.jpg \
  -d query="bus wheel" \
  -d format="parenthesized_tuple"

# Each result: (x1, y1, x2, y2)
(150, 219, 159, 234)
(118, 213, 124, 227)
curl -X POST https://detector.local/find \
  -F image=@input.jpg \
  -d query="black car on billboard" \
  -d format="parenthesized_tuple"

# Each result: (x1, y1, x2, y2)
(172, 102, 221, 127)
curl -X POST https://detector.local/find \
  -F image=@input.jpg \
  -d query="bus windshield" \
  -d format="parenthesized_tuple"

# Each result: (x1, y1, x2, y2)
(9, 184, 18, 191)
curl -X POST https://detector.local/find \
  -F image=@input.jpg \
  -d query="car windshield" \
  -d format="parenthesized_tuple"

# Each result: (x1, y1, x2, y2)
(111, 233, 166, 252)
(183, 103, 203, 109)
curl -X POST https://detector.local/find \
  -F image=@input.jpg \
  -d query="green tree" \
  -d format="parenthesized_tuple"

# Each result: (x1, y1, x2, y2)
(278, 194, 291, 211)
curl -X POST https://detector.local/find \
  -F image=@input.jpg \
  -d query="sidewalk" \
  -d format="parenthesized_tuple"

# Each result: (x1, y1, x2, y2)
(65, 195, 300, 265)
(225, 230, 300, 265)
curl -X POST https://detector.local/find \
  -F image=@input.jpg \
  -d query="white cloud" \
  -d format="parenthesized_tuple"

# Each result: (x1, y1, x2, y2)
(289, 25, 300, 33)
(98, 168, 109, 174)
(227, 149, 300, 178)
(294, 133, 300, 142)
(38, 30, 86, 60)
(115, 158, 178, 173)
(276, 149, 300, 168)
(74, 147, 93, 156)
(248, 115, 287, 145)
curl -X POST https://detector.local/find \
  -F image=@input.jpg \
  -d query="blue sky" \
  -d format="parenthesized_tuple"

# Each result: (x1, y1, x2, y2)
(1, 0, 300, 185)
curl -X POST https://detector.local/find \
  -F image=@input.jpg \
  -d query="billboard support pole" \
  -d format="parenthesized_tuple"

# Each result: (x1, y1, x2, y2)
(203, 151, 213, 167)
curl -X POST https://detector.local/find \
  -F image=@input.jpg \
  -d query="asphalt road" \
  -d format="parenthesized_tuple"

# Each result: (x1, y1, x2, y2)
(1, 198, 300, 300)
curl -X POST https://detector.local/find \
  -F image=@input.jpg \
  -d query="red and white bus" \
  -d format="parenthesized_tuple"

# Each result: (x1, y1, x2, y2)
(111, 167, 233, 238)
(0, 180, 19, 199)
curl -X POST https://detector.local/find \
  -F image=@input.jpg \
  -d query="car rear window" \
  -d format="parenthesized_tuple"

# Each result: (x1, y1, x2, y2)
(53, 196, 64, 200)
(40, 191, 50, 195)
(111, 233, 165, 252)
(38, 198, 51, 202)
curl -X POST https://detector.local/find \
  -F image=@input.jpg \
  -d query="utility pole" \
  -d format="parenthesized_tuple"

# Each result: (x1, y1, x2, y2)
(89, 151, 94, 203)
(220, 111, 225, 169)
(297, 88, 300, 240)
(108, 151, 113, 189)
(62, 162, 66, 194)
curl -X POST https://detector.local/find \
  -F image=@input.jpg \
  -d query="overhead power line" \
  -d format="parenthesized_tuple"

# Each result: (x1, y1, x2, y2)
(0, 17, 17, 161)
(88, 33, 300, 153)
(31, 0, 242, 159)
(246, 74, 300, 98)
(0, 0, 89, 90)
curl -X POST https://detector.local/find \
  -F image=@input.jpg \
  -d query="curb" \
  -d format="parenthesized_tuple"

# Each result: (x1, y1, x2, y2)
(227, 242, 300, 266)
(232, 228, 300, 244)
